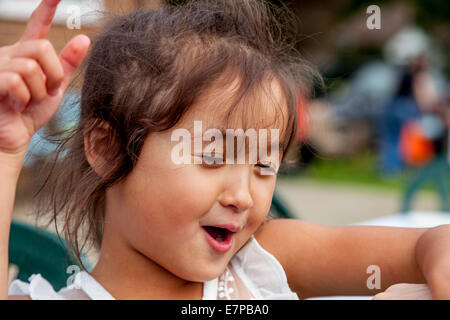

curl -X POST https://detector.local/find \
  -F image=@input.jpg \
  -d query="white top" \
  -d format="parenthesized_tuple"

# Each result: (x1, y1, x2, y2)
(8, 235, 299, 300)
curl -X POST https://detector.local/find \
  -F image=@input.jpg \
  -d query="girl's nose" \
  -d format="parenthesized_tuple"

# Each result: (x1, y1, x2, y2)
(218, 169, 254, 213)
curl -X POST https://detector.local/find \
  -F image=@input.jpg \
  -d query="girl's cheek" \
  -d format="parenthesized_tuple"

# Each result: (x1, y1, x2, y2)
(161, 166, 220, 218)
(246, 186, 273, 233)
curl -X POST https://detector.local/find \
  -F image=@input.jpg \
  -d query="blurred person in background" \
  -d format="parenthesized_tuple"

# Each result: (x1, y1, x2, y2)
(400, 90, 450, 212)
(378, 53, 438, 175)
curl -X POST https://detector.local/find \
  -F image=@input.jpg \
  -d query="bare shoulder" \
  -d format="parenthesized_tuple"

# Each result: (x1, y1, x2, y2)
(8, 295, 31, 300)
(253, 219, 294, 267)
(253, 218, 340, 298)
(254, 218, 334, 262)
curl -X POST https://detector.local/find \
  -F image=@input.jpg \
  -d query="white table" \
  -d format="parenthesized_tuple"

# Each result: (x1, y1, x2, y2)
(355, 211, 450, 228)
(306, 211, 450, 300)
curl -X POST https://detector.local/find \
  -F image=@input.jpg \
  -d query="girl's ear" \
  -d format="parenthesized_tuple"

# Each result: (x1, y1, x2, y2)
(84, 121, 113, 178)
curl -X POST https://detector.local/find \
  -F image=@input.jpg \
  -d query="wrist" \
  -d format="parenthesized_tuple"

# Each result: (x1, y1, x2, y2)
(0, 151, 26, 177)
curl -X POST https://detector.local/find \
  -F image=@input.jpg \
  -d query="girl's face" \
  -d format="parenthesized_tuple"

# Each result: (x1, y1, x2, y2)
(105, 79, 288, 282)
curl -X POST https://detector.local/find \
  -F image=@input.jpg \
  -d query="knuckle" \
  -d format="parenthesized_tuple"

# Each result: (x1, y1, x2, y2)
(23, 60, 39, 75)
(36, 92, 46, 102)
(7, 73, 22, 90)
(54, 67, 64, 83)
(37, 39, 53, 53)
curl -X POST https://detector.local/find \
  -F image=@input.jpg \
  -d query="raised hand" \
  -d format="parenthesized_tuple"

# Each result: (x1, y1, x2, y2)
(0, 0, 90, 158)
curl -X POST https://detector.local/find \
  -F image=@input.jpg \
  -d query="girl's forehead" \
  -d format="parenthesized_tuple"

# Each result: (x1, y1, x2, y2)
(177, 76, 289, 134)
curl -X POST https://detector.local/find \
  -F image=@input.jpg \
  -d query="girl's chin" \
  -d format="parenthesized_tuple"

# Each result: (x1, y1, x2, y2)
(179, 263, 228, 283)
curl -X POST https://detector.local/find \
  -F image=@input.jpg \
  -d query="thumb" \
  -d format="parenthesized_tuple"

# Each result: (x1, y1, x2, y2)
(58, 34, 91, 92)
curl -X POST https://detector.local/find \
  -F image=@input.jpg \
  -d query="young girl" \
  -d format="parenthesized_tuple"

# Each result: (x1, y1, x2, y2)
(1, 0, 450, 300)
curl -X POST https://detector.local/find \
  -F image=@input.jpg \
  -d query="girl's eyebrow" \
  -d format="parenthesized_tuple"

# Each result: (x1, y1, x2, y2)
(187, 125, 286, 153)
(217, 128, 286, 156)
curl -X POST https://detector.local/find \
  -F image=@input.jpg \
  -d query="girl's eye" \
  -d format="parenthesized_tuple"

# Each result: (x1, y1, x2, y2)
(203, 155, 224, 164)
(256, 162, 277, 176)
(194, 154, 224, 167)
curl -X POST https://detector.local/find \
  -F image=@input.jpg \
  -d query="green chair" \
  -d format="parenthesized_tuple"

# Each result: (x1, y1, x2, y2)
(8, 220, 91, 291)
(271, 190, 295, 219)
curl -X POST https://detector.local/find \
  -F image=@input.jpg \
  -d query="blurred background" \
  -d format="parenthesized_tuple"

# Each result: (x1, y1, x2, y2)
(1, 0, 449, 232)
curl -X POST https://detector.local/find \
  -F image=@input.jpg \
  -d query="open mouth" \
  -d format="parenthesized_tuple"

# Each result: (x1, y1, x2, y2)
(202, 226, 235, 253)
(202, 226, 230, 242)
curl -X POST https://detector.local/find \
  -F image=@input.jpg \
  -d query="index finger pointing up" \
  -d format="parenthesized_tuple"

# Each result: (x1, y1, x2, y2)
(20, 0, 61, 42)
